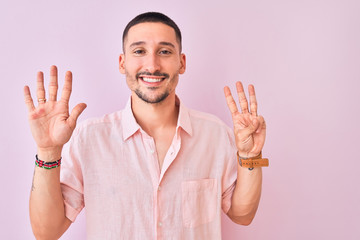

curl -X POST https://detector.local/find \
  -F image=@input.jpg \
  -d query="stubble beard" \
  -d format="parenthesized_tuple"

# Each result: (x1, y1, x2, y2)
(135, 87, 170, 104)
(129, 71, 177, 104)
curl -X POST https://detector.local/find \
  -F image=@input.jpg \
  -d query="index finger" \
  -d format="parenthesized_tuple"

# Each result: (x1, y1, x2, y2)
(248, 84, 258, 116)
(224, 86, 239, 115)
(60, 71, 73, 103)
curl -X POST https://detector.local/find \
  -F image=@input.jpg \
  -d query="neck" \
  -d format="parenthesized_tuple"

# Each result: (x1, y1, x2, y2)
(131, 92, 179, 136)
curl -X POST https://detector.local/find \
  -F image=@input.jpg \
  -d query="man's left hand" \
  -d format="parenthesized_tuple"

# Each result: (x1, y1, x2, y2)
(224, 81, 266, 158)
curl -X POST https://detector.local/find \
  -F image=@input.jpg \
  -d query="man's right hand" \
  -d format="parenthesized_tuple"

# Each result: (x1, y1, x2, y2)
(24, 65, 87, 159)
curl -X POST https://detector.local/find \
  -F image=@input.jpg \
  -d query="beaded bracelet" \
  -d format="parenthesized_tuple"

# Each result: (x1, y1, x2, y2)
(35, 155, 62, 169)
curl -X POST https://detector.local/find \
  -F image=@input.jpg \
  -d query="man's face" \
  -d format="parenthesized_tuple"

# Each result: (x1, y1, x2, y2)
(119, 22, 186, 104)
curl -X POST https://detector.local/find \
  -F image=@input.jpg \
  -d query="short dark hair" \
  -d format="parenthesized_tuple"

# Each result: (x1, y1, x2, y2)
(122, 12, 182, 52)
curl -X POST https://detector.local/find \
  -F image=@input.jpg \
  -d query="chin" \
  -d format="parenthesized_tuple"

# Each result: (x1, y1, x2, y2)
(135, 90, 170, 104)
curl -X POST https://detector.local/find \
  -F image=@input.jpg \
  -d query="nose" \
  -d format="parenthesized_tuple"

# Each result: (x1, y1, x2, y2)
(144, 53, 161, 73)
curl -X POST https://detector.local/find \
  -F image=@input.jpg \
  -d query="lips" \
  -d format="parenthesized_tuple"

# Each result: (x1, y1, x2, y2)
(141, 77, 165, 83)
(136, 71, 169, 84)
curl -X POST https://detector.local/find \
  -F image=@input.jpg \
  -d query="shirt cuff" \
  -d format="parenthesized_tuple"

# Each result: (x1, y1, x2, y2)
(64, 199, 82, 222)
(221, 180, 236, 214)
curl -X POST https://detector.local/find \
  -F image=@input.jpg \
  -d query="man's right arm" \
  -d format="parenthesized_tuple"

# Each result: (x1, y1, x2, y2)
(24, 66, 86, 239)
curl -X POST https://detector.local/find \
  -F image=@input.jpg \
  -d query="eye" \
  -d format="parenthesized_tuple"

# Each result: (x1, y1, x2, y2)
(133, 49, 145, 55)
(159, 49, 172, 55)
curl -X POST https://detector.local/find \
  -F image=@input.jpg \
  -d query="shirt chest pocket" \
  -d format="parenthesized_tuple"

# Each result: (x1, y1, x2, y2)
(181, 178, 218, 228)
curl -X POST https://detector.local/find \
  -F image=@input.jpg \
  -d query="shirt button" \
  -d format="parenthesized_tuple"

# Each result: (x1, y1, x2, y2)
(150, 149, 155, 154)
(158, 222, 162, 227)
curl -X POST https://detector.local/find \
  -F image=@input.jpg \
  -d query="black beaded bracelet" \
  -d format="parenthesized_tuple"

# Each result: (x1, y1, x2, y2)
(35, 155, 62, 169)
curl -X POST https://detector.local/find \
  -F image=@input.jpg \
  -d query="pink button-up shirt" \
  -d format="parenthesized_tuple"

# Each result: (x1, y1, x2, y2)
(60, 97, 238, 239)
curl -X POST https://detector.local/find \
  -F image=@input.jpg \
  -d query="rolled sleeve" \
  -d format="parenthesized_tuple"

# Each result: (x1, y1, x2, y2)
(221, 180, 236, 213)
(61, 181, 84, 222)
(60, 132, 84, 222)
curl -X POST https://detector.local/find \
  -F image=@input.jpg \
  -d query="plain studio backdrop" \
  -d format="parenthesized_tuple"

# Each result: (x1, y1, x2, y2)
(0, 0, 359, 239)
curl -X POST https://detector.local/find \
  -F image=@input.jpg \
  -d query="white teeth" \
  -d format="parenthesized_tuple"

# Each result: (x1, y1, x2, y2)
(142, 77, 163, 83)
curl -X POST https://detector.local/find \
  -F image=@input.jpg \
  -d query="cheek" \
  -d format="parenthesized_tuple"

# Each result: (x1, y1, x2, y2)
(163, 60, 182, 74)
(124, 67, 139, 81)
(124, 58, 143, 72)
(125, 75, 137, 91)
(124, 68, 138, 87)
(168, 76, 179, 91)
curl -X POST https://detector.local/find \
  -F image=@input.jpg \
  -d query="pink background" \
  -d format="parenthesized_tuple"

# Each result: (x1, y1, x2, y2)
(1, 0, 359, 239)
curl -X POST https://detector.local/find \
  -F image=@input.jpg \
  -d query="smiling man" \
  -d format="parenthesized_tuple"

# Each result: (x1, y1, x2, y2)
(121, 21, 185, 105)
(25, 12, 268, 239)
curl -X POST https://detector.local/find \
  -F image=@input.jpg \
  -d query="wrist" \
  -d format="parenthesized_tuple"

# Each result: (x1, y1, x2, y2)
(237, 151, 261, 159)
(37, 147, 63, 162)
(237, 151, 269, 170)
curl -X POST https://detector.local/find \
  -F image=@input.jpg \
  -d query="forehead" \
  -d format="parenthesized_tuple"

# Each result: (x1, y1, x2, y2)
(124, 22, 178, 49)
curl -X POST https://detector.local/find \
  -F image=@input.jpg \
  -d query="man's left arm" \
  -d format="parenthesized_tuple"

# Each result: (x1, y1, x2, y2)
(223, 81, 267, 225)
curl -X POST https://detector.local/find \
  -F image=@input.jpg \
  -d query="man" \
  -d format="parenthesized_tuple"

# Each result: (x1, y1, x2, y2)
(24, 12, 267, 239)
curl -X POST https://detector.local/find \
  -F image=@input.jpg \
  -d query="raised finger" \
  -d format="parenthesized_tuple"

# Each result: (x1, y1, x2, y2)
(236, 81, 249, 113)
(224, 86, 239, 115)
(67, 103, 87, 129)
(36, 71, 46, 104)
(60, 71, 72, 103)
(23, 86, 35, 112)
(248, 84, 258, 116)
(48, 65, 58, 102)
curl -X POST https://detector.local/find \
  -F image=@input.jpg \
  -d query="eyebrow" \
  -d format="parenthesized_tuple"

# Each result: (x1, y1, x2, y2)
(159, 41, 176, 49)
(129, 41, 176, 49)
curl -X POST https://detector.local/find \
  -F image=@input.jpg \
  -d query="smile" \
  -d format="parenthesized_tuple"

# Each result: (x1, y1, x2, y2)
(141, 77, 165, 83)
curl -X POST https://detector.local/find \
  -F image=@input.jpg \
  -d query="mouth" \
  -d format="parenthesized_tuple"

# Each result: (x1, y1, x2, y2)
(136, 71, 169, 86)
(140, 76, 166, 83)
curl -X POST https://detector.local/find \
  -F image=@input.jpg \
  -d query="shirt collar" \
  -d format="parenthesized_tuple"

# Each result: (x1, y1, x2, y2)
(121, 97, 141, 141)
(175, 96, 193, 137)
(121, 96, 193, 141)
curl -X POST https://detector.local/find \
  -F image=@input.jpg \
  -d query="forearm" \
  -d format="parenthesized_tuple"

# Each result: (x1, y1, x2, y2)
(227, 164, 262, 225)
(29, 149, 71, 239)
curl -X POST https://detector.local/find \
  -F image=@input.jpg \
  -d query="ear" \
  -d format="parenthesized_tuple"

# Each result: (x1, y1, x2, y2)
(179, 53, 186, 74)
(119, 54, 125, 74)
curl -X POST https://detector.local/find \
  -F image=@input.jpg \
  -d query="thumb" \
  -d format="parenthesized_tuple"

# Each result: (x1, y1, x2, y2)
(242, 118, 258, 136)
(68, 103, 87, 128)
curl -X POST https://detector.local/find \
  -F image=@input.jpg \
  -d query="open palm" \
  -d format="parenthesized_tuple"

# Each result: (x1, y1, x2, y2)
(24, 66, 86, 150)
